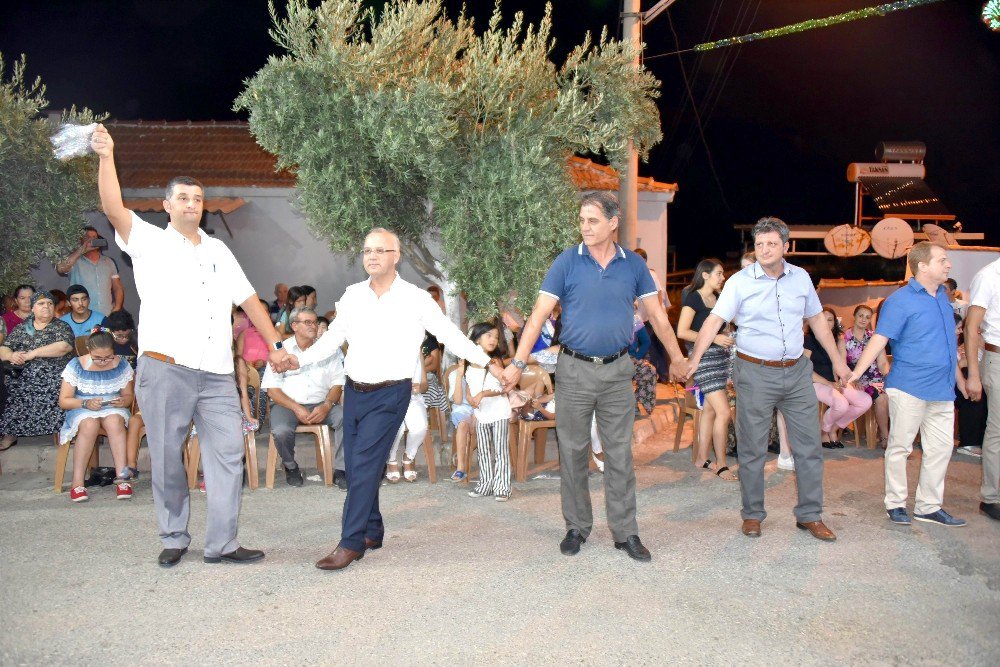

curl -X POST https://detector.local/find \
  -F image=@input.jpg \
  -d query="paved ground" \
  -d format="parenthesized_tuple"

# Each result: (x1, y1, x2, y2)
(1, 419, 998, 665)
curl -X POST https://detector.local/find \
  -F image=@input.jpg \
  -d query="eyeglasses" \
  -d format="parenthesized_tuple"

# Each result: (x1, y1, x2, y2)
(91, 354, 115, 363)
(362, 248, 397, 257)
(293, 319, 318, 326)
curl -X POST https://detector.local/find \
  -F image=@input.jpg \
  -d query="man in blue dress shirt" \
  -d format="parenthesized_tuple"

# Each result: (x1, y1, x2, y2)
(688, 217, 849, 541)
(503, 192, 687, 562)
(849, 241, 969, 527)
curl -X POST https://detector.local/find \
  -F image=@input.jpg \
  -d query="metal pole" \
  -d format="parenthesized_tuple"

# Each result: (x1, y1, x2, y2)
(619, 0, 641, 249)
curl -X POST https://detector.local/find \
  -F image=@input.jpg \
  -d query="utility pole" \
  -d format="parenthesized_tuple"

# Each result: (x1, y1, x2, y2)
(619, 0, 680, 248)
(619, 0, 641, 249)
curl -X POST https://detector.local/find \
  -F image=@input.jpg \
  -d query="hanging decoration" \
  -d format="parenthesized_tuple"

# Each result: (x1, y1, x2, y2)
(984, 1, 1000, 32)
(690, 0, 944, 53)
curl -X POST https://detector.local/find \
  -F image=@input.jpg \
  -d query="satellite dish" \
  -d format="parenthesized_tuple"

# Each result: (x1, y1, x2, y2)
(871, 217, 915, 259)
(824, 224, 871, 257)
(921, 223, 957, 246)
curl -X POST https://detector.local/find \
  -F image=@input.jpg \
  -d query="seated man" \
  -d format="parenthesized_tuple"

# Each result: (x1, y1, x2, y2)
(261, 306, 346, 488)
(60, 284, 106, 338)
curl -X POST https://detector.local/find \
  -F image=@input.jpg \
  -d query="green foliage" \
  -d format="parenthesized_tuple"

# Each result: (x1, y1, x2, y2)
(0, 54, 103, 298)
(236, 0, 662, 318)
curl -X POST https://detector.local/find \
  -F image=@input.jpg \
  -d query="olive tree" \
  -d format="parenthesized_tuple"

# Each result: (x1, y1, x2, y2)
(236, 0, 661, 318)
(0, 54, 103, 297)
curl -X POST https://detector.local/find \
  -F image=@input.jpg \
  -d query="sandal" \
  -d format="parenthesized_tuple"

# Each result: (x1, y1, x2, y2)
(402, 455, 418, 482)
(385, 461, 401, 484)
(700, 460, 713, 470)
(716, 466, 738, 481)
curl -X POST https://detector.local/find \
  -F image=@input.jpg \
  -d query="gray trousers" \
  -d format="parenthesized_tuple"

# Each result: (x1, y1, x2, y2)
(269, 401, 344, 470)
(556, 353, 638, 542)
(135, 356, 244, 558)
(734, 355, 824, 522)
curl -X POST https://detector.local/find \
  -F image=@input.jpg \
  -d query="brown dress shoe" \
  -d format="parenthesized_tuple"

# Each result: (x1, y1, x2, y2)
(315, 546, 364, 570)
(741, 519, 762, 537)
(796, 520, 837, 541)
(364, 537, 383, 550)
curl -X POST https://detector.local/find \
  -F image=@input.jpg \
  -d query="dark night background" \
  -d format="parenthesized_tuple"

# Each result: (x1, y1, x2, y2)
(3, 0, 998, 272)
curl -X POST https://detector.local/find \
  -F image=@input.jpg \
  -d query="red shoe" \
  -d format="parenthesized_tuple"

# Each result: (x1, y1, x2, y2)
(115, 481, 133, 500)
(70, 486, 89, 503)
(199, 479, 206, 494)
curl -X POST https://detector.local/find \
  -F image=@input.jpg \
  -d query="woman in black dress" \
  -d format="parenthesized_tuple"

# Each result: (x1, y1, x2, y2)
(676, 259, 737, 480)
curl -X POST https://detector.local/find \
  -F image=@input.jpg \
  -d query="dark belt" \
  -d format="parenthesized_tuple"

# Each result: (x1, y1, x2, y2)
(345, 376, 410, 393)
(986, 343, 1000, 354)
(143, 351, 176, 365)
(561, 345, 629, 365)
(736, 351, 799, 368)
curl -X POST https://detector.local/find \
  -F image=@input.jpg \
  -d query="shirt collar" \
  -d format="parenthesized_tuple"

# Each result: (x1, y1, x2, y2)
(751, 261, 791, 280)
(577, 243, 626, 259)
(165, 223, 208, 245)
(906, 277, 946, 297)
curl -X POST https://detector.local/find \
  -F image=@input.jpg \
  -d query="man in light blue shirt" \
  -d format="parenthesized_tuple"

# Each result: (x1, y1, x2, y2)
(56, 227, 124, 316)
(688, 217, 849, 542)
(849, 242, 968, 527)
(60, 284, 106, 338)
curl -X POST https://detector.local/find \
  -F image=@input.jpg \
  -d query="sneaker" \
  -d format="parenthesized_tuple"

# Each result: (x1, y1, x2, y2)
(913, 509, 966, 527)
(285, 465, 304, 487)
(69, 486, 89, 503)
(115, 481, 133, 500)
(468, 488, 490, 498)
(777, 454, 795, 471)
(956, 446, 982, 457)
(199, 479, 206, 493)
(592, 451, 605, 473)
(886, 507, 911, 525)
(450, 470, 466, 483)
(120, 466, 140, 481)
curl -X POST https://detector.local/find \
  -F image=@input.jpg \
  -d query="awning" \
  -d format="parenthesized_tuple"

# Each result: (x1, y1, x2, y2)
(858, 177, 949, 216)
(121, 197, 247, 214)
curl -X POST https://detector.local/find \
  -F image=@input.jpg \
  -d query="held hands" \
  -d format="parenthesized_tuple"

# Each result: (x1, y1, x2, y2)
(956, 374, 969, 400)
(500, 363, 521, 392)
(966, 375, 983, 402)
(834, 361, 854, 389)
(269, 348, 298, 373)
(671, 357, 693, 383)
(90, 124, 114, 158)
(714, 334, 735, 349)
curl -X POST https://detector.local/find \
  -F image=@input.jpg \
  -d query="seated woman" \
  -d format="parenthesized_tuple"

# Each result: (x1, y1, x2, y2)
(275, 286, 308, 338)
(0, 291, 75, 451)
(57, 329, 135, 502)
(447, 359, 476, 482)
(2, 284, 35, 335)
(844, 304, 890, 448)
(235, 301, 270, 431)
(386, 357, 430, 483)
(629, 304, 657, 416)
(805, 307, 872, 448)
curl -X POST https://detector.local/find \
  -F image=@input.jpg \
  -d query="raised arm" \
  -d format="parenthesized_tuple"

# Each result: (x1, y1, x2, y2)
(91, 124, 132, 243)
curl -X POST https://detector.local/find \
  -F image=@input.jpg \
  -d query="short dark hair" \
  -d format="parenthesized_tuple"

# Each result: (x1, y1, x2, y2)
(316, 316, 330, 327)
(634, 247, 648, 261)
(945, 278, 957, 291)
(165, 176, 205, 200)
(104, 309, 135, 331)
(300, 285, 316, 297)
(907, 241, 938, 276)
(12, 284, 35, 299)
(752, 216, 790, 244)
(580, 191, 620, 221)
(66, 284, 90, 299)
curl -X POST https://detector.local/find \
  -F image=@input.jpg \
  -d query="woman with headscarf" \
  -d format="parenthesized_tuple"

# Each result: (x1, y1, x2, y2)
(0, 291, 76, 449)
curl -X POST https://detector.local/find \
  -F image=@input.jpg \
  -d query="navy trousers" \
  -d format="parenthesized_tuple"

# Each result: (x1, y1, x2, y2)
(339, 381, 410, 552)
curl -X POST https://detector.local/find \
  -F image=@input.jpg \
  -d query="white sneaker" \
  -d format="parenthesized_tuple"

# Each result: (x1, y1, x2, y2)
(956, 446, 982, 457)
(777, 454, 795, 471)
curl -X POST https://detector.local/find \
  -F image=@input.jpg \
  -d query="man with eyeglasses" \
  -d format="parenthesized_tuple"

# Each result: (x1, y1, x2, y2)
(290, 227, 501, 571)
(262, 306, 346, 488)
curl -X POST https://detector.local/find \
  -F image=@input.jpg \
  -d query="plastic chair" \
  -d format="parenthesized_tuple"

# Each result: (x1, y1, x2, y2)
(672, 383, 701, 462)
(515, 364, 555, 482)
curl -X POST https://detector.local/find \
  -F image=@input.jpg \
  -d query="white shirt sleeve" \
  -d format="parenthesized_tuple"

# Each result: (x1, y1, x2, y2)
(712, 276, 741, 322)
(116, 211, 155, 258)
(298, 299, 349, 367)
(418, 291, 491, 366)
(260, 363, 283, 390)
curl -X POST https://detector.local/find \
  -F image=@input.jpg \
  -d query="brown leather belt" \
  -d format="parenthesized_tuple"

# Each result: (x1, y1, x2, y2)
(736, 351, 799, 368)
(143, 351, 176, 365)
(345, 376, 410, 393)
(986, 343, 1000, 354)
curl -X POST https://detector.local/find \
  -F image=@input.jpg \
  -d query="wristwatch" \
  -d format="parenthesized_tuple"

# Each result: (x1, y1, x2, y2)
(510, 358, 527, 371)
(272, 340, 283, 351)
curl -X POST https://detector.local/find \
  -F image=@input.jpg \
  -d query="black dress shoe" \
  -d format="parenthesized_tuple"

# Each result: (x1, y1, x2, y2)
(559, 529, 586, 555)
(158, 547, 188, 567)
(285, 465, 304, 487)
(204, 546, 265, 564)
(334, 469, 348, 491)
(981, 502, 1000, 521)
(614, 535, 652, 562)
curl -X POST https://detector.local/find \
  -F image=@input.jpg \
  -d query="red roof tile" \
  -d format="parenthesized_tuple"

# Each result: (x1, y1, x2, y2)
(108, 121, 677, 194)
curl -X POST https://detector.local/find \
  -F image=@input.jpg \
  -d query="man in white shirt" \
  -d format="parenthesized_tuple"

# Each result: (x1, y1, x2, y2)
(965, 256, 1000, 521)
(297, 227, 501, 571)
(92, 125, 292, 568)
(262, 306, 346, 488)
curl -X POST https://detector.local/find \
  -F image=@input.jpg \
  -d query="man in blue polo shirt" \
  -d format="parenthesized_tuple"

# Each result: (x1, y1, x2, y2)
(849, 242, 968, 527)
(60, 284, 106, 337)
(502, 192, 686, 562)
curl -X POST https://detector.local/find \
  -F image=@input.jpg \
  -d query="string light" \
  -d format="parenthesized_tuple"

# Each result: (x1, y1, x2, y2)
(691, 0, 945, 53)
(985, 1, 1000, 32)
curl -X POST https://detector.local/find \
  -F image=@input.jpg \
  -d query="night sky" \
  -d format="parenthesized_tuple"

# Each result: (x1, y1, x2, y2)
(4, 0, 998, 268)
